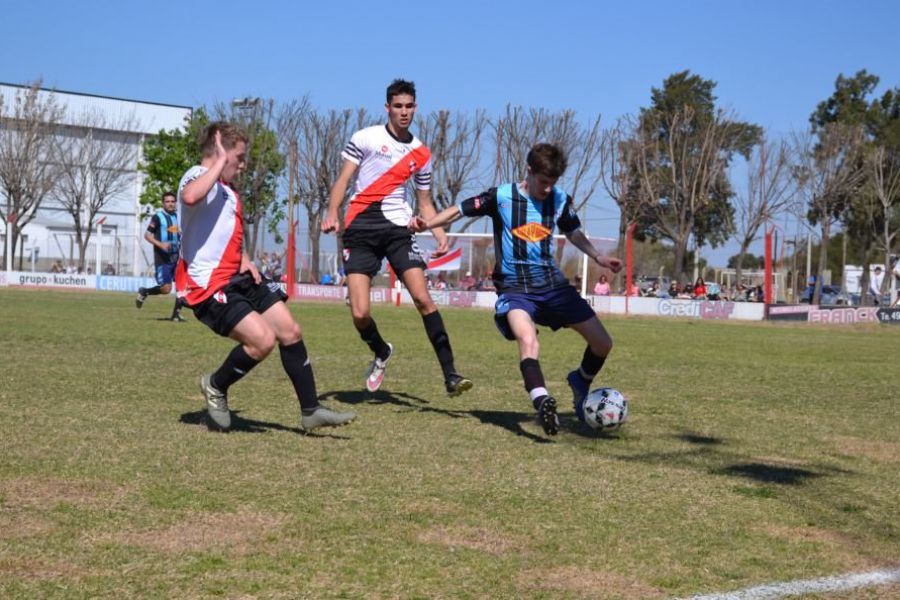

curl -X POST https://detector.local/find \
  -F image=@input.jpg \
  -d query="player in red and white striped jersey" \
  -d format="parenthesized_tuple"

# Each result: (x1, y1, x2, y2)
(322, 79, 472, 398)
(178, 122, 355, 433)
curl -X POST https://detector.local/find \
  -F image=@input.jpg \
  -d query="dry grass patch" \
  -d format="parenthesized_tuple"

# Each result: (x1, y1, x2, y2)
(0, 556, 98, 581)
(93, 509, 288, 554)
(0, 510, 53, 539)
(832, 436, 900, 464)
(417, 524, 524, 556)
(518, 565, 665, 599)
(0, 476, 127, 510)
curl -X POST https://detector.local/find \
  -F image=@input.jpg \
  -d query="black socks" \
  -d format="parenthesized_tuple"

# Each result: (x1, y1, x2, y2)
(211, 345, 260, 393)
(520, 358, 549, 409)
(357, 319, 391, 361)
(422, 311, 455, 380)
(279, 340, 319, 411)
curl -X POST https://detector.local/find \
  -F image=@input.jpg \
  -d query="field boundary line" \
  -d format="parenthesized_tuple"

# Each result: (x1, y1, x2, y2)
(678, 567, 900, 600)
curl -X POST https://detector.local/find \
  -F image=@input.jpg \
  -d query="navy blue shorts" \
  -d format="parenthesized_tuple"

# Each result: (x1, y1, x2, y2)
(493, 285, 597, 341)
(155, 262, 176, 286)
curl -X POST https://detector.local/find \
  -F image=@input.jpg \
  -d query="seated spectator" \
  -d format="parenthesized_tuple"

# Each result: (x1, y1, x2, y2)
(628, 282, 641, 296)
(706, 281, 721, 300)
(460, 271, 477, 291)
(693, 277, 708, 300)
(668, 281, 679, 297)
(102, 262, 116, 276)
(435, 272, 448, 291)
(676, 283, 693, 299)
(647, 281, 665, 298)
(593, 274, 611, 296)
(320, 272, 333, 285)
(50, 260, 64, 274)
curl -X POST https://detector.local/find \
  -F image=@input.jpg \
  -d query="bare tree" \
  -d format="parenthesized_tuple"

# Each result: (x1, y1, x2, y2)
(599, 116, 648, 256)
(791, 124, 866, 305)
(631, 106, 739, 278)
(0, 81, 65, 269)
(731, 137, 796, 284)
(54, 110, 139, 270)
(869, 145, 900, 292)
(279, 102, 371, 281)
(214, 99, 285, 258)
(416, 109, 487, 216)
(492, 105, 603, 214)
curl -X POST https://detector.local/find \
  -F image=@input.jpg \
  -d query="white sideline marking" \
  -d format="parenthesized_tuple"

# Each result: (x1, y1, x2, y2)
(679, 568, 900, 600)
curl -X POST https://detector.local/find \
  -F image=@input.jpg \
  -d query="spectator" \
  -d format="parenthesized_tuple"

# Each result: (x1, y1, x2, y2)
(593, 274, 611, 296)
(435, 272, 448, 291)
(460, 271, 477, 291)
(706, 281, 721, 300)
(676, 283, 692, 300)
(668, 280, 679, 298)
(320, 272, 333, 285)
(693, 276, 708, 300)
(102, 262, 116, 276)
(892, 257, 900, 307)
(50, 260, 64, 273)
(869, 266, 884, 305)
(647, 281, 665, 298)
(628, 281, 641, 296)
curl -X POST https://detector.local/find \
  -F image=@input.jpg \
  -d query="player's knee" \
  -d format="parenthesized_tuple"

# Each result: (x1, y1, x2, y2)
(350, 308, 371, 325)
(279, 320, 302, 345)
(592, 334, 613, 357)
(412, 294, 435, 314)
(252, 329, 277, 358)
(519, 334, 539, 357)
(160, 283, 172, 294)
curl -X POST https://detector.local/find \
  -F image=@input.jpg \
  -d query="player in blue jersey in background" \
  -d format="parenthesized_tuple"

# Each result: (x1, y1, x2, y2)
(410, 143, 622, 436)
(135, 192, 186, 321)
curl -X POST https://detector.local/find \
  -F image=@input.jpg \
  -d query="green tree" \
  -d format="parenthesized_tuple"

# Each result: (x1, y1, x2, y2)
(138, 108, 209, 208)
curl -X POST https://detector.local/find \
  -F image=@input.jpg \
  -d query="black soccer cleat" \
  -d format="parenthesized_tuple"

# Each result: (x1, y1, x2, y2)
(535, 395, 559, 436)
(135, 287, 147, 309)
(445, 373, 473, 397)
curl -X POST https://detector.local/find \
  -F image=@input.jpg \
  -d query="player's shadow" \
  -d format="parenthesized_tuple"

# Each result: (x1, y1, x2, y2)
(717, 463, 822, 486)
(465, 410, 553, 444)
(178, 410, 351, 439)
(319, 389, 431, 408)
(674, 432, 724, 445)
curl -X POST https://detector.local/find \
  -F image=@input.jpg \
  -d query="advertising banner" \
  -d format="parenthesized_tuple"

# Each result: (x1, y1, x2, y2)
(7, 271, 95, 290)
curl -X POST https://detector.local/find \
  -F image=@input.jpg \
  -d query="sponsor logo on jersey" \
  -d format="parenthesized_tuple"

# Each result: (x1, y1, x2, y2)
(376, 145, 392, 159)
(511, 222, 552, 243)
(167, 224, 179, 234)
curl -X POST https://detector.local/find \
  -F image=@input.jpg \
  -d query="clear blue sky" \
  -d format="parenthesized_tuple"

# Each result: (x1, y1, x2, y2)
(2, 0, 898, 264)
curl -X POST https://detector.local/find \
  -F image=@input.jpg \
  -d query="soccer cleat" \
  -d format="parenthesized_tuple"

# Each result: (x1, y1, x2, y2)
(567, 370, 590, 422)
(135, 288, 147, 309)
(535, 395, 559, 436)
(171, 313, 186, 323)
(445, 373, 473, 397)
(199, 374, 231, 431)
(365, 343, 393, 392)
(301, 404, 357, 432)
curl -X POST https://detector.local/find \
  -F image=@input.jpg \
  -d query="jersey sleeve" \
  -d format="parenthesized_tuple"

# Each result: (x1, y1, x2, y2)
(146, 214, 160, 235)
(341, 130, 366, 165)
(177, 166, 216, 205)
(413, 156, 432, 190)
(457, 188, 497, 217)
(556, 194, 581, 233)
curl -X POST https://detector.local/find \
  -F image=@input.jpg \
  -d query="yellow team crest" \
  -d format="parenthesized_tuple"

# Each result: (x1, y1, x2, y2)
(511, 222, 551, 243)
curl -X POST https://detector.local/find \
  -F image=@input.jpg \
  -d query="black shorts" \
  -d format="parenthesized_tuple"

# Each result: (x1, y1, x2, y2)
(342, 226, 427, 278)
(192, 274, 288, 337)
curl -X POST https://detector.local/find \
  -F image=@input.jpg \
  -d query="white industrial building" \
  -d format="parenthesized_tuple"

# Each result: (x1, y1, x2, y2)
(0, 82, 192, 275)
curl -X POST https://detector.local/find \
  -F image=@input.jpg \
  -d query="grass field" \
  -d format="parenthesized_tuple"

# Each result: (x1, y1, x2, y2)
(1, 287, 899, 599)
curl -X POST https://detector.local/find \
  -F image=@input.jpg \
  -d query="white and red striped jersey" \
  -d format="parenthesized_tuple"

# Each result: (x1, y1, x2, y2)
(174, 165, 244, 305)
(341, 124, 432, 230)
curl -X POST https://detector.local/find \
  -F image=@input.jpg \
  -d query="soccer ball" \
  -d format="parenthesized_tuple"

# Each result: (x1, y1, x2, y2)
(583, 388, 628, 431)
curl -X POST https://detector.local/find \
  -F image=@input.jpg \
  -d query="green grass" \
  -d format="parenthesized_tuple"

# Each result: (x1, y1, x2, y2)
(1, 287, 898, 599)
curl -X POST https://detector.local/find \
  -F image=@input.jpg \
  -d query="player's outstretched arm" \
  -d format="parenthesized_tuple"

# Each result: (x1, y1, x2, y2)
(565, 229, 623, 273)
(414, 189, 451, 256)
(322, 159, 358, 233)
(409, 205, 462, 233)
(182, 132, 228, 206)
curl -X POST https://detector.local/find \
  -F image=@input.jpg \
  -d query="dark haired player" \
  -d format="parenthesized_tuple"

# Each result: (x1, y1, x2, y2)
(135, 192, 186, 321)
(410, 143, 622, 436)
(322, 79, 472, 397)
